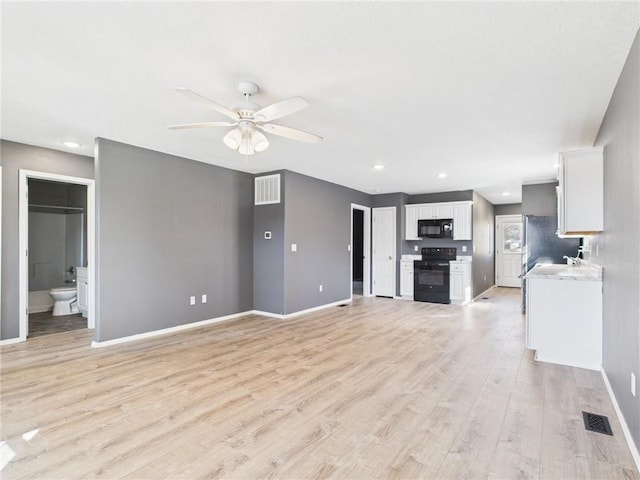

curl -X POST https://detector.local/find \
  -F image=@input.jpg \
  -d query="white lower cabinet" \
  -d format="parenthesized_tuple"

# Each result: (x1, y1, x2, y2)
(449, 261, 471, 304)
(400, 261, 414, 299)
(76, 267, 88, 318)
(526, 276, 602, 370)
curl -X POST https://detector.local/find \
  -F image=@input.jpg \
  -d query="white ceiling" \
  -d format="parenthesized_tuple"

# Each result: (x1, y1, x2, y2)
(2, 2, 638, 204)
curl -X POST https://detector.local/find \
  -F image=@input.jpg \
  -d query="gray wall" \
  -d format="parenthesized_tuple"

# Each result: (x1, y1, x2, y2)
(253, 172, 285, 314)
(95, 138, 253, 341)
(28, 212, 68, 291)
(283, 170, 371, 314)
(522, 182, 557, 216)
(494, 203, 522, 216)
(471, 192, 495, 297)
(409, 190, 474, 204)
(0, 140, 94, 340)
(590, 30, 639, 450)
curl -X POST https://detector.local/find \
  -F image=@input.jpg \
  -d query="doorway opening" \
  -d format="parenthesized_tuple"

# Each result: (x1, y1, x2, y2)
(19, 170, 95, 341)
(352, 209, 364, 295)
(351, 204, 371, 298)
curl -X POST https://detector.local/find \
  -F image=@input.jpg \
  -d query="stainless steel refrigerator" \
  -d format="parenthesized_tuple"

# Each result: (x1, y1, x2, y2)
(521, 215, 581, 312)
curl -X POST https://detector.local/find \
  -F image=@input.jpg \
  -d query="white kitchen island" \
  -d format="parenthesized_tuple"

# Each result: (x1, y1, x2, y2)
(526, 263, 602, 370)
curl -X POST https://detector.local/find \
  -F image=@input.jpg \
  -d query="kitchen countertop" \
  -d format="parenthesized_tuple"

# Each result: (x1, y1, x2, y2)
(526, 263, 602, 281)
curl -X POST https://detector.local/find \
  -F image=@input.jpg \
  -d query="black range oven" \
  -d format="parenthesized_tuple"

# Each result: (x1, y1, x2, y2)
(414, 247, 457, 304)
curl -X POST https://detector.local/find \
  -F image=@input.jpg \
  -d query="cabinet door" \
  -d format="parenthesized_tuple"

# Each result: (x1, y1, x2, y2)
(400, 268, 414, 297)
(435, 204, 454, 219)
(452, 203, 472, 240)
(450, 272, 464, 301)
(418, 205, 434, 219)
(558, 147, 603, 235)
(77, 280, 88, 309)
(405, 205, 421, 240)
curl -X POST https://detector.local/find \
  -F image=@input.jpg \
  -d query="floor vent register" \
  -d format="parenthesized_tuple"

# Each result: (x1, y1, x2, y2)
(582, 411, 613, 435)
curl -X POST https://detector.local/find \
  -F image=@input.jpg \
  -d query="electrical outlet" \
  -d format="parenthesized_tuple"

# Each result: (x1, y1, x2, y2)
(319, 284, 323, 292)
(291, 243, 297, 252)
(201, 294, 207, 304)
(483, 275, 487, 282)
(189, 296, 196, 306)
(414, 245, 419, 252)
(348, 244, 351, 252)
(632, 372, 636, 397)
(462, 245, 467, 252)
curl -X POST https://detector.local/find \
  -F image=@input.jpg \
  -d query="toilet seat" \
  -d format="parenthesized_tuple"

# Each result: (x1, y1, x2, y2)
(50, 286, 76, 293)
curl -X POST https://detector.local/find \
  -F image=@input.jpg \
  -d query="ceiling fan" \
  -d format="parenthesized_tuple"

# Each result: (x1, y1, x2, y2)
(168, 81, 323, 155)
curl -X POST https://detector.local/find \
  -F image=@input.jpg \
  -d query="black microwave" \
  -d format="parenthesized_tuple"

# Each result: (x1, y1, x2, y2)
(418, 218, 453, 238)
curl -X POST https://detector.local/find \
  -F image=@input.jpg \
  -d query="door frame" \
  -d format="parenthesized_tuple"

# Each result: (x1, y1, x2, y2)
(351, 203, 371, 298)
(495, 214, 523, 287)
(19, 169, 96, 341)
(372, 206, 397, 297)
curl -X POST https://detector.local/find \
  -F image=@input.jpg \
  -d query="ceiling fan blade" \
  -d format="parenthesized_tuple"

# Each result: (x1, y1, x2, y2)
(259, 123, 323, 144)
(174, 87, 239, 121)
(168, 121, 237, 130)
(254, 97, 309, 122)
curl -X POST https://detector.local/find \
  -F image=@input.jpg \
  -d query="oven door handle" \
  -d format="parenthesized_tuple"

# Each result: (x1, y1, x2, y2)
(437, 263, 449, 267)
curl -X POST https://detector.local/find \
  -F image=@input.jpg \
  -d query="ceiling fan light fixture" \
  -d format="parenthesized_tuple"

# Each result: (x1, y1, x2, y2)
(238, 133, 255, 155)
(252, 131, 269, 152)
(223, 128, 242, 150)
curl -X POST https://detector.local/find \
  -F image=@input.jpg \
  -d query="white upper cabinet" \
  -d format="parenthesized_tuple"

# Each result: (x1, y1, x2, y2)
(452, 202, 472, 240)
(405, 201, 472, 240)
(557, 147, 603, 236)
(405, 205, 421, 240)
(418, 203, 454, 219)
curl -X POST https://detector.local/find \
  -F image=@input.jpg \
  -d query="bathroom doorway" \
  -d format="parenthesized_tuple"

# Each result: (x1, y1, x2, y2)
(18, 170, 95, 341)
(351, 203, 371, 298)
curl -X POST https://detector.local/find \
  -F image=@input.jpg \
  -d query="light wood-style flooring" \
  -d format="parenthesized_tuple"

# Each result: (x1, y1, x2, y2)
(1, 288, 638, 479)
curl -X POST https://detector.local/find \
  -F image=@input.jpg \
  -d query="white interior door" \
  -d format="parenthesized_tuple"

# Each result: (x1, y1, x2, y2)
(496, 214, 522, 287)
(372, 207, 396, 297)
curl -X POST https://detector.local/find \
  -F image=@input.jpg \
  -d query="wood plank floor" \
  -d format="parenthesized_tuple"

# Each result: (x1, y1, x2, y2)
(1, 288, 637, 479)
(28, 311, 87, 338)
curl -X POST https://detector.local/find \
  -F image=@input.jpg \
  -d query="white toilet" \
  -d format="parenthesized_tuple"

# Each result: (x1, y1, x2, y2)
(49, 287, 78, 316)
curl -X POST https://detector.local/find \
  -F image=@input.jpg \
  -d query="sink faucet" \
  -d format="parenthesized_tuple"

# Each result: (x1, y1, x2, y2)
(563, 255, 580, 266)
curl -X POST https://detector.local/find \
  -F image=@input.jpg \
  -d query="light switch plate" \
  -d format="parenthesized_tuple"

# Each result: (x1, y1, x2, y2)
(201, 294, 207, 304)
(291, 243, 297, 252)
(189, 296, 196, 306)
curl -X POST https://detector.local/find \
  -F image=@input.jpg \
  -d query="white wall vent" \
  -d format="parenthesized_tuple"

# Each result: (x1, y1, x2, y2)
(254, 174, 281, 205)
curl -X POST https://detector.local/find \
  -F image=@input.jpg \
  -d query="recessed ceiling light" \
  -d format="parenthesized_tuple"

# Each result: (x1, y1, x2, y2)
(502, 191, 511, 196)
(63, 141, 81, 148)
(373, 164, 385, 170)
(437, 172, 447, 179)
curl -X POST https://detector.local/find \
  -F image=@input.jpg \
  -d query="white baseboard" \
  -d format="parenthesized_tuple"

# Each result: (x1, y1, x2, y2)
(601, 368, 640, 472)
(252, 310, 285, 319)
(253, 298, 352, 320)
(0, 337, 23, 346)
(91, 310, 254, 348)
(473, 285, 497, 301)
